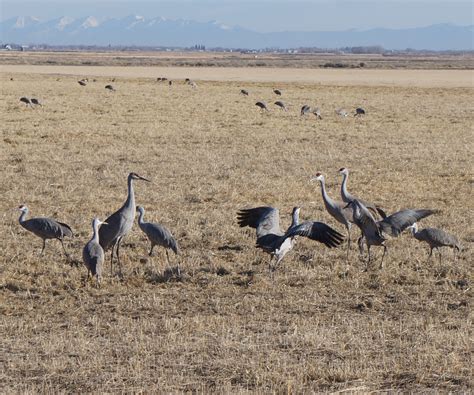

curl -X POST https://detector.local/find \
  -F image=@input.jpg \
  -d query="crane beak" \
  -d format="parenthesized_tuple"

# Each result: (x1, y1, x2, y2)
(138, 175, 151, 182)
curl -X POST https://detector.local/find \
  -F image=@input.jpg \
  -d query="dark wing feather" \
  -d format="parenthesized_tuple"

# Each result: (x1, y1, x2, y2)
(378, 209, 437, 237)
(237, 206, 281, 238)
(57, 221, 73, 237)
(285, 221, 344, 248)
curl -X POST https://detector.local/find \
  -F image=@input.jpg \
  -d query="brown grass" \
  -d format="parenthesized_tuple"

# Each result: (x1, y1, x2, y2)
(0, 67, 473, 392)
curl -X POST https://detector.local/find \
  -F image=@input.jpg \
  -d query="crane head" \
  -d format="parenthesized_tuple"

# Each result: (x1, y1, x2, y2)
(339, 167, 349, 175)
(136, 205, 145, 213)
(310, 172, 324, 182)
(129, 173, 151, 182)
(17, 205, 28, 212)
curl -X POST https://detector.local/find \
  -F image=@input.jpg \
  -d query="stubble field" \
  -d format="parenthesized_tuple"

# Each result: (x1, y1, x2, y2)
(0, 65, 473, 392)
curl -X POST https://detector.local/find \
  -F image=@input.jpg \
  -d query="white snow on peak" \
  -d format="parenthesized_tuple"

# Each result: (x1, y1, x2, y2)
(81, 16, 99, 28)
(14, 16, 40, 28)
(57, 16, 75, 30)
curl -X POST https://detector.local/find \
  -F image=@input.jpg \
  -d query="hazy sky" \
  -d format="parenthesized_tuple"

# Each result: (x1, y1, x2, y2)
(1, 1, 473, 32)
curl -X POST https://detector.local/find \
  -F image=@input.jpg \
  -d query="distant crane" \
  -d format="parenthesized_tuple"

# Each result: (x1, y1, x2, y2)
(255, 101, 269, 111)
(136, 206, 180, 274)
(99, 172, 151, 276)
(339, 167, 386, 218)
(335, 108, 348, 117)
(273, 89, 282, 96)
(354, 107, 366, 116)
(345, 200, 436, 269)
(312, 107, 322, 120)
(240, 89, 249, 96)
(78, 79, 88, 86)
(19, 97, 32, 107)
(169, 80, 173, 86)
(83, 218, 107, 286)
(105, 85, 115, 91)
(237, 206, 343, 273)
(301, 105, 311, 116)
(408, 223, 461, 263)
(274, 101, 288, 111)
(30, 98, 42, 106)
(312, 173, 354, 254)
(17, 205, 73, 258)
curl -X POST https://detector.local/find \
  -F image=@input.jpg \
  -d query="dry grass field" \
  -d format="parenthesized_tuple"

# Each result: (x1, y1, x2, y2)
(0, 65, 473, 392)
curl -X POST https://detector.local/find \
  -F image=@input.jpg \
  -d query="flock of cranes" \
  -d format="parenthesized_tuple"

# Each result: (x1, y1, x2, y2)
(17, 166, 460, 286)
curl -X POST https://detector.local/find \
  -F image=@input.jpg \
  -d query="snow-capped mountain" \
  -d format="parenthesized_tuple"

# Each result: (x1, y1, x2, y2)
(1, 15, 472, 50)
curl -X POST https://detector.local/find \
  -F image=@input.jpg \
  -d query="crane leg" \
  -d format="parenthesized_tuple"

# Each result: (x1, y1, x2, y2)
(346, 227, 351, 259)
(110, 242, 116, 276)
(60, 238, 70, 259)
(437, 248, 442, 264)
(379, 245, 387, 269)
(116, 237, 123, 276)
(427, 247, 433, 261)
(40, 239, 46, 255)
(149, 244, 154, 256)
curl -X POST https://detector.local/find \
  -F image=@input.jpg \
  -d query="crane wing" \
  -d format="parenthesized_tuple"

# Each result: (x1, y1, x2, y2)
(285, 221, 344, 248)
(378, 209, 437, 237)
(237, 206, 281, 238)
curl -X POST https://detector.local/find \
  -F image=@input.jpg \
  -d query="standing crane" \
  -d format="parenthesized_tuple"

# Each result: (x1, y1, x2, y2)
(345, 200, 436, 269)
(83, 218, 107, 286)
(408, 223, 460, 263)
(255, 101, 269, 111)
(311, 173, 354, 254)
(354, 107, 366, 116)
(273, 89, 282, 96)
(105, 85, 115, 91)
(136, 206, 180, 273)
(17, 205, 73, 258)
(274, 101, 288, 111)
(301, 105, 311, 116)
(335, 108, 348, 117)
(99, 172, 151, 276)
(237, 206, 343, 273)
(240, 89, 249, 96)
(19, 97, 32, 107)
(339, 167, 386, 218)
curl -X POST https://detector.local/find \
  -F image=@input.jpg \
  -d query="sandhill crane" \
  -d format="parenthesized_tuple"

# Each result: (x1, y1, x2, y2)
(162, 77, 168, 81)
(30, 98, 42, 106)
(136, 206, 179, 273)
(99, 172, 151, 276)
(312, 108, 322, 120)
(185, 78, 190, 83)
(274, 101, 287, 111)
(19, 97, 32, 107)
(311, 173, 354, 254)
(105, 85, 115, 91)
(273, 89, 282, 96)
(17, 205, 73, 258)
(339, 168, 386, 218)
(78, 79, 87, 86)
(237, 206, 343, 273)
(83, 218, 107, 286)
(189, 81, 197, 89)
(408, 223, 460, 263)
(240, 89, 249, 96)
(255, 101, 269, 111)
(157, 77, 162, 81)
(336, 108, 348, 117)
(354, 107, 366, 116)
(346, 200, 436, 269)
(169, 80, 173, 86)
(301, 105, 311, 116)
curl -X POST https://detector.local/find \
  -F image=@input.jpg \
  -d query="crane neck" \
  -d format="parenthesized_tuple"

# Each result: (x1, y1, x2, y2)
(291, 210, 300, 227)
(91, 220, 100, 243)
(318, 178, 334, 207)
(341, 173, 349, 200)
(18, 209, 28, 224)
(137, 209, 145, 225)
(125, 176, 136, 209)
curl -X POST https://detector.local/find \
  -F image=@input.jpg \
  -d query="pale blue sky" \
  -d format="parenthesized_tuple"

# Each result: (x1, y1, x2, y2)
(1, 1, 473, 32)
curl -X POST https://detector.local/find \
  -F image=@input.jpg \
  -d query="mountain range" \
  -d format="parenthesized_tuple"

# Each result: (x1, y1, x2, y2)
(1, 15, 472, 50)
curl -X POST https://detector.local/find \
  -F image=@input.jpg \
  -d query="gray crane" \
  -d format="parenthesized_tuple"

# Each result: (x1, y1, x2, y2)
(311, 173, 354, 254)
(339, 167, 386, 218)
(30, 98, 42, 106)
(346, 200, 436, 269)
(312, 107, 322, 120)
(301, 105, 311, 116)
(255, 101, 269, 111)
(78, 79, 87, 86)
(354, 107, 366, 116)
(408, 223, 461, 263)
(240, 89, 249, 96)
(335, 108, 348, 117)
(237, 206, 343, 273)
(99, 172, 151, 276)
(19, 97, 32, 107)
(83, 218, 107, 286)
(17, 205, 73, 258)
(274, 101, 288, 111)
(273, 89, 282, 96)
(105, 84, 115, 91)
(136, 206, 179, 273)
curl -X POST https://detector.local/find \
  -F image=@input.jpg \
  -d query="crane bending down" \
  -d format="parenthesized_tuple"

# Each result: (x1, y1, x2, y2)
(408, 223, 460, 263)
(237, 206, 344, 273)
(136, 206, 180, 273)
(255, 101, 269, 111)
(311, 173, 354, 255)
(346, 200, 436, 269)
(274, 101, 288, 111)
(339, 167, 386, 218)
(17, 205, 73, 258)
(83, 218, 107, 286)
(99, 172, 150, 276)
